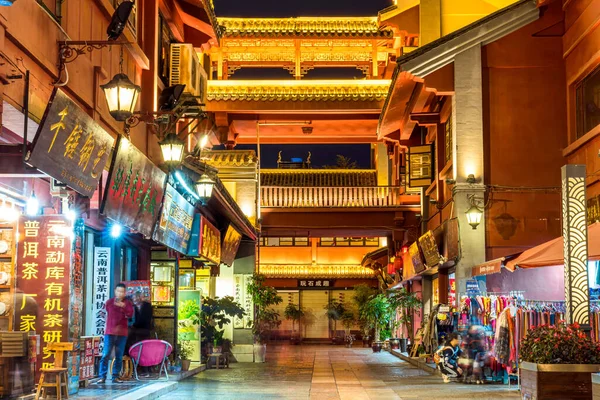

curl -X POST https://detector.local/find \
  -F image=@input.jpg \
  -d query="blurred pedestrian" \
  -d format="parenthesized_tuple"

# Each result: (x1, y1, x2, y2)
(435, 332, 463, 383)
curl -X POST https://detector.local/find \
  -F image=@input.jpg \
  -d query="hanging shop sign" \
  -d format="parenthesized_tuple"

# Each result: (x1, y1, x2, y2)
(91, 247, 111, 346)
(243, 274, 253, 328)
(153, 184, 195, 254)
(443, 218, 460, 265)
(101, 136, 167, 238)
(221, 225, 242, 267)
(298, 279, 334, 288)
(409, 242, 426, 274)
(407, 144, 433, 188)
(187, 214, 221, 264)
(15, 215, 72, 374)
(418, 230, 443, 268)
(233, 275, 244, 328)
(27, 89, 115, 197)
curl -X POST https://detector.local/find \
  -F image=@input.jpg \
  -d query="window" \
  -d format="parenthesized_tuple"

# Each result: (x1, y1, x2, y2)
(444, 115, 452, 164)
(37, 0, 62, 24)
(318, 237, 380, 247)
(260, 237, 310, 246)
(576, 65, 600, 139)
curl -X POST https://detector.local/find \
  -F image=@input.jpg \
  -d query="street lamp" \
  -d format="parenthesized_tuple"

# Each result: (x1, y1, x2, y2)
(465, 204, 483, 230)
(101, 73, 141, 122)
(195, 174, 215, 202)
(159, 134, 185, 166)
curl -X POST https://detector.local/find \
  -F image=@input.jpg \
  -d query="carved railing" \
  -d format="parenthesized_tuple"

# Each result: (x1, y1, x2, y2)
(261, 186, 406, 208)
(259, 264, 375, 279)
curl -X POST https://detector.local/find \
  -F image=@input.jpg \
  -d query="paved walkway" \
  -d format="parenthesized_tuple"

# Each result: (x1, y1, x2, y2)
(159, 345, 520, 400)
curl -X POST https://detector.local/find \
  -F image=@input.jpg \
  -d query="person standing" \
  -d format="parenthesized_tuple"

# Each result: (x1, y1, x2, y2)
(128, 291, 153, 377)
(98, 283, 134, 384)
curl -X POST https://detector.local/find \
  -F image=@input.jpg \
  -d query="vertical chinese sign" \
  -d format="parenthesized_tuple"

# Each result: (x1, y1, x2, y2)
(91, 247, 111, 351)
(101, 136, 167, 238)
(233, 275, 244, 329)
(27, 88, 115, 197)
(67, 219, 84, 394)
(243, 274, 253, 329)
(15, 216, 72, 379)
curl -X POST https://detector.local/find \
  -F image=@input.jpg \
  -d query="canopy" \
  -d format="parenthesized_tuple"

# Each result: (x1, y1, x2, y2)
(505, 222, 600, 271)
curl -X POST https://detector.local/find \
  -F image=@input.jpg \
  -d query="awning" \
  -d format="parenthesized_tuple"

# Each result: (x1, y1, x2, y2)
(471, 254, 520, 277)
(505, 222, 600, 271)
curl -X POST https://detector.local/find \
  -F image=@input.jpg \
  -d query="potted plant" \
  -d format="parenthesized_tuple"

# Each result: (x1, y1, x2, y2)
(360, 293, 391, 353)
(520, 322, 600, 399)
(199, 296, 245, 362)
(324, 299, 345, 343)
(284, 303, 304, 345)
(352, 284, 377, 347)
(389, 288, 421, 353)
(341, 310, 355, 348)
(178, 341, 193, 371)
(247, 274, 282, 362)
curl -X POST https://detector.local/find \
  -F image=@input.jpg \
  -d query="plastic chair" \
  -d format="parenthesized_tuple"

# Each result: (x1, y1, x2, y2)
(128, 340, 173, 381)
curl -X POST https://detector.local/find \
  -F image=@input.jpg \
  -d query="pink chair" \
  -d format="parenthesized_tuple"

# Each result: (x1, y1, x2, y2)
(128, 340, 173, 381)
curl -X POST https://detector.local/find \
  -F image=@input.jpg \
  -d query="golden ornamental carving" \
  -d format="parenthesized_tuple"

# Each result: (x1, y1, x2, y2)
(207, 80, 391, 102)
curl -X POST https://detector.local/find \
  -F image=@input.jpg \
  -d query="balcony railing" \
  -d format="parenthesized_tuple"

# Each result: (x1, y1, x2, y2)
(260, 264, 375, 279)
(261, 186, 406, 208)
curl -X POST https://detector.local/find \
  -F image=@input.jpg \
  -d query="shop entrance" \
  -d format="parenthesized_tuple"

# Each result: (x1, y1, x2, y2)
(301, 290, 329, 339)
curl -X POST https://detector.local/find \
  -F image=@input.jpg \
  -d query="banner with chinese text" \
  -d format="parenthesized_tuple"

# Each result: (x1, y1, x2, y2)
(27, 89, 115, 197)
(15, 216, 72, 375)
(233, 275, 244, 329)
(91, 247, 110, 352)
(68, 219, 84, 394)
(153, 184, 195, 254)
(101, 136, 167, 238)
(242, 274, 253, 329)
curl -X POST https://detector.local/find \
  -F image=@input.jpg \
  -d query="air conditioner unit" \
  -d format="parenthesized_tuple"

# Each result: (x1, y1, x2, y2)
(169, 43, 207, 101)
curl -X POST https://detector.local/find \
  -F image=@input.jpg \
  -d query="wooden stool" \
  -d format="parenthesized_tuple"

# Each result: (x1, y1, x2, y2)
(35, 342, 74, 400)
(109, 355, 134, 380)
(208, 353, 229, 369)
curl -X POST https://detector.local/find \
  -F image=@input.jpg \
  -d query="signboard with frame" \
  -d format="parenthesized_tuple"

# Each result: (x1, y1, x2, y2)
(101, 136, 167, 238)
(407, 144, 433, 188)
(221, 224, 242, 267)
(153, 184, 195, 254)
(27, 89, 115, 197)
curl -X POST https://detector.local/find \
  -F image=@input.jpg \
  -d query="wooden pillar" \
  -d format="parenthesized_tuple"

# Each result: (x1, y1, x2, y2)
(217, 49, 224, 80)
(295, 40, 301, 80)
(438, 269, 449, 305)
(371, 40, 379, 78)
(140, 0, 159, 113)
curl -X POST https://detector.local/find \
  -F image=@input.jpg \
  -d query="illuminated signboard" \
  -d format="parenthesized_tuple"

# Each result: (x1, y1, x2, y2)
(187, 214, 220, 264)
(27, 89, 115, 197)
(101, 136, 167, 238)
(221, 225, 242, 267)
(15, 216, 72, 372)
(153, 184, 195, 254)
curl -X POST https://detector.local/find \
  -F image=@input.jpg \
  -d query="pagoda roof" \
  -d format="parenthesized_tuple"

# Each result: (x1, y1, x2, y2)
(202, 150, 257, 168)
(218, 17, 394, 38)
(260, 169, 378, 187)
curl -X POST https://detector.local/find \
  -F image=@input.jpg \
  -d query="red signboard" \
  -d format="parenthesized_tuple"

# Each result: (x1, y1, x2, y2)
(79, 336, 100, 380)
(101, 136, 167, 238)
(15, 216, 72, 373)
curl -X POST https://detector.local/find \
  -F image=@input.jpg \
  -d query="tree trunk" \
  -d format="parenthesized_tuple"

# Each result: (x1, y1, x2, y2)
(375, 326, 380, 342)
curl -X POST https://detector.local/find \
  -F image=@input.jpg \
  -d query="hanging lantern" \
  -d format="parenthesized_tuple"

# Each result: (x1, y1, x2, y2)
(101, 73, 141, 122)
(465, 205, 483, 230)
(159, 134, 185, 166)
(195, 174, 215, 202)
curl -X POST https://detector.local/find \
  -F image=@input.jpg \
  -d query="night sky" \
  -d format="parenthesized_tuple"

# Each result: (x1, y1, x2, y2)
(213, 0, 389, 168)
(214, 144, 372, 169)
(214, 0, 393, 17)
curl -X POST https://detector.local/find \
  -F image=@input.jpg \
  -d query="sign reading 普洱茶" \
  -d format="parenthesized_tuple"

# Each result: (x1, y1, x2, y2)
(27, 89, 115, 197)
(101, 137, 167, 238)
(153, 184, 195, 254)
(15, 216, 72, 373)
(221, 224, 242, 267)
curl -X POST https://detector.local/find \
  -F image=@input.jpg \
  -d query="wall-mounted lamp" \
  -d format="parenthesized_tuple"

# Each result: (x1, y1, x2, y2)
(465, 204, 483, 230)
(466, 174, 477, 184)
(110, 223, 123, 239)
(159, 133, 185, 167)
(195, 174, 215, 203)
(101, 71, 141, 122)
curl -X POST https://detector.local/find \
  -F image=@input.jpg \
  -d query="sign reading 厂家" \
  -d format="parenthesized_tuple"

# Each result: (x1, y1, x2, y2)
(15, 216, 72, 373)
(153, 184, 195, 254)
(27, 89, 115, 197)
(101, 137, 167, 238)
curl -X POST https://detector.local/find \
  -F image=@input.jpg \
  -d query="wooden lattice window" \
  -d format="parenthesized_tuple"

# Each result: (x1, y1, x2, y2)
(444, 115, 452, 164)
(576, 65, 600, 139)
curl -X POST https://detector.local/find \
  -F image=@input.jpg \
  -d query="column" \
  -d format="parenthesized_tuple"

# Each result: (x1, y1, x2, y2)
(562, 164, 590, 327)
(452, 45, 486, 294)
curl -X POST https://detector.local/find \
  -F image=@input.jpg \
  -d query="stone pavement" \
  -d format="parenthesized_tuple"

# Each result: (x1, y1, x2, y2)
(159, 345, 520, 400)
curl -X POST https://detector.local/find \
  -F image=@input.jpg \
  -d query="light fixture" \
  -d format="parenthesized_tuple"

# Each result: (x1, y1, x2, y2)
(402, 245, 409, 254)
(110, 223, 123, 238)
(465, 204, 483, 230)
(158, 84, 186, 111)
(466, 174, 477, 184)
(199, 135, 210, 150)
(195, 174, 215, 202)
(26, 192, 39, 216)
(160, 134, 185, 166)
(101, 72, 141, 122)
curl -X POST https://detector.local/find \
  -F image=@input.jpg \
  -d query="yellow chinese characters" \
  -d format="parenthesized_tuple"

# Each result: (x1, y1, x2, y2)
(21, 262, 39, 280)
(48, 106, 68, 153)
(19, 314, 36, 332)
(46, 266, 65, 280)
(44, 298, 64, 312)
